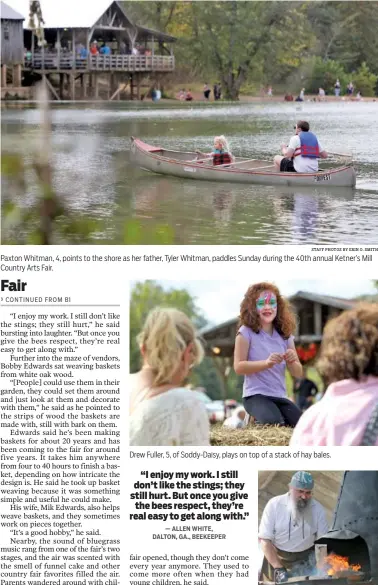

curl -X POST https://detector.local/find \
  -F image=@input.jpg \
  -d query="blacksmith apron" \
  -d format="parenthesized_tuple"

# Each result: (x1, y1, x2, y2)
(261, 546, 315, 581)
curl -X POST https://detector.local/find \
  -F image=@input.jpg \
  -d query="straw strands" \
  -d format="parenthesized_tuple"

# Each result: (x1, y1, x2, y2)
(210, 423, 293, 446)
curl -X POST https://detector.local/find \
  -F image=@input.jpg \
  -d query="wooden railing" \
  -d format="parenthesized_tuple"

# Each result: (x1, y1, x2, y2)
(25, 54, 175, 72)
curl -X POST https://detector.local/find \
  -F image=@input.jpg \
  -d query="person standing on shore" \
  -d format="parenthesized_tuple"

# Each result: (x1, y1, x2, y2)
(203, 83, 211, 101)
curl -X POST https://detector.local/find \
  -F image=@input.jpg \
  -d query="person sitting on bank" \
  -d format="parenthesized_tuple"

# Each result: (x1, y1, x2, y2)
(259, 472, 328, 583)
(210, 135, 234, 166)
(185, 89, 193, 101)
(274, 121, 328, 173)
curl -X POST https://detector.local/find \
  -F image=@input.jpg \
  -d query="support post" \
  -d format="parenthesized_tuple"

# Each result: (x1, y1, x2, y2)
(44, 74, 61, 101)
(86, 29, 90, 72)
(82, 74, 87, 98)
(72, 28, 76, 100)
(94, 74, 99, 99)
(1, 65, 7, 88)
(13, 64, 22, 87)
(116, 75, 121, 100)
(59, 73, 64, 99)
(72, 28, 76, 59)
(57, 28, 61, 70)
(110, 79, 128, 101)
(314, 302, 322, 337)
(70, 74, 75, 100)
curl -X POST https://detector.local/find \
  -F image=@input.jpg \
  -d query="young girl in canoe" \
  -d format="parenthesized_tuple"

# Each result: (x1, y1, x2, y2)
(211, 135, 234, 165)
(129, 307, 210, 446)
(234, 282, 303, 426)
(290, 303, 378, 446)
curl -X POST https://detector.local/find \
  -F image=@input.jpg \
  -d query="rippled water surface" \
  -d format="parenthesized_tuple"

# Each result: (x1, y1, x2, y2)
(2, 100, 378, 244)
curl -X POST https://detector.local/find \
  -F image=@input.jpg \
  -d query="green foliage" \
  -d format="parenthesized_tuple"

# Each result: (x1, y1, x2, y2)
(129, 280, 207, 373)
(123, 219, 175, 245)
(285, 366, 324, 398)
(303, 56, 348, 95)
(306, 2, 378, 75)
(191, 357, 224, 400)
(129, 281, 235, 399)
(103, 2, 378, 98)
(187, 2, 313, 99)
(352, 62, 378, 97)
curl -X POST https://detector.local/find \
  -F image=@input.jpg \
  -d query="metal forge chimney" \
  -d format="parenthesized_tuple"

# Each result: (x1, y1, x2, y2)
(316, 471, 378, 580)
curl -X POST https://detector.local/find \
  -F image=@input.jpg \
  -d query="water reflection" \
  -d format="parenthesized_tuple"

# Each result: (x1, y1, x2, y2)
(271, 188, 355, 243)
(1, 102, 377, 245)
(212, 189, 235, 226)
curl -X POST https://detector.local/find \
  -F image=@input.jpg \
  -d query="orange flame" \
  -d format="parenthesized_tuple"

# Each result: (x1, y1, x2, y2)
(325, 554, 361, 576)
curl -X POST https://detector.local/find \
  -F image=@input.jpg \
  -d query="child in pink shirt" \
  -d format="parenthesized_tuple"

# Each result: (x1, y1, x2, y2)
(290, 303, 378, 446)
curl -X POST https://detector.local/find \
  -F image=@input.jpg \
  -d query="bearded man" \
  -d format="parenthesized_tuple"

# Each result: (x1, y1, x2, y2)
(259, 471, 329, 583)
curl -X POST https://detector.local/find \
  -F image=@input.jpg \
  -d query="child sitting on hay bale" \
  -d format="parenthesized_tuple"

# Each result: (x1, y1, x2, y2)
(290, 303, 378, 446)
(234, 282, 303, 427)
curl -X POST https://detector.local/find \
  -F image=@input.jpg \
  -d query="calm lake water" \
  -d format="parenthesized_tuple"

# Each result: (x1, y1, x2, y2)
(2, 100, 378, 245)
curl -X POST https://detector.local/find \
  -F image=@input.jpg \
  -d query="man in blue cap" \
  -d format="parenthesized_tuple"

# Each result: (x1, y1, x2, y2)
(259, 471, 328, 583)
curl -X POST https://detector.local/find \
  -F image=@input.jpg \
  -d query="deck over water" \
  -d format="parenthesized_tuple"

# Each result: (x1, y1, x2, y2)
(25, 54, 175, 73)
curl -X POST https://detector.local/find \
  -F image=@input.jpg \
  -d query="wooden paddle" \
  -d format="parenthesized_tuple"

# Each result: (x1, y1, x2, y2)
(327, 151, 353, 158)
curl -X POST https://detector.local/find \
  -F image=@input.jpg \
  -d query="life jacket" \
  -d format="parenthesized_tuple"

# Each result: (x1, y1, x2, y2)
(294, 131, 320, 158)
(213, 151, 232, 166)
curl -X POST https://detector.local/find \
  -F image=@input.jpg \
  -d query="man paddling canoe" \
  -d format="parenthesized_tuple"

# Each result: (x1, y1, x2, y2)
(274, 120, 328, 173)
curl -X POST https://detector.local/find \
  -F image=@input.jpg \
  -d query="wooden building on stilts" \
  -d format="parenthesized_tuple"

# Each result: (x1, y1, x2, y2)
(22, 0, 176, 100)
(1, 1, 25, 98)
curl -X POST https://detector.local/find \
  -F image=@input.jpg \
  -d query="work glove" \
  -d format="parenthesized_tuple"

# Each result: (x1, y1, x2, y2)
(274, 568, 289, 583)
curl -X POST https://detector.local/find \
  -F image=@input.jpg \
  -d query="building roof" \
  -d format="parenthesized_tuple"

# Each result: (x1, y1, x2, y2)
(23, 0, 176, 41)
(290, 290, 355, 310)
(136, 24, 176, 42)
(1, 1, 24, 20)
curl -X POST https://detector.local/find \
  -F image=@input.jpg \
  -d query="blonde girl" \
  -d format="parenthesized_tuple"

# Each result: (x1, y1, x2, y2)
(211, 135, 234, 165)
(129, 307, 209, 446)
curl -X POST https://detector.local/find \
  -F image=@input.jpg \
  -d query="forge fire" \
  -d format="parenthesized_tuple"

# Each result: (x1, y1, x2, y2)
(325, 554, 361, 577)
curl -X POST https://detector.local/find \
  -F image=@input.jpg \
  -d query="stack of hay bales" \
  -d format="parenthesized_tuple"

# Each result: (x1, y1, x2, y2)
(210, 423, 293, 446)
